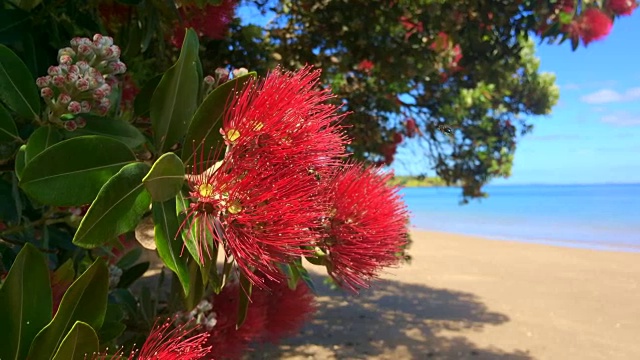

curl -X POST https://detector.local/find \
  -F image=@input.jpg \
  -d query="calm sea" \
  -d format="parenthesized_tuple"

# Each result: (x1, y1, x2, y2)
(401, 184, 640, 252)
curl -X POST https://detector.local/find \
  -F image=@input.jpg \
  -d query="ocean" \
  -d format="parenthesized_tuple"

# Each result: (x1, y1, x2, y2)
(401, 183, 640, 252)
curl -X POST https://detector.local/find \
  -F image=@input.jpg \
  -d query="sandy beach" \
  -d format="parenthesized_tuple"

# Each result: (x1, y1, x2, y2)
(248, 230, 640, 360)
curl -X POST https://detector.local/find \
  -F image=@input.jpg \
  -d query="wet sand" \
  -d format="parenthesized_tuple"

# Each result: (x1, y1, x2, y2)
(247, 230, 640, 359)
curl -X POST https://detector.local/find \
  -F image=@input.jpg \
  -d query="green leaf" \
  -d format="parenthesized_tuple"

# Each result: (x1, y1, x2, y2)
(143, 152, 185, 202)
(20, 136, 137, 206)
(28, 259, 108, 360)
(7, 0, 43, 11)
(0, 103, 19, 142)
(98, 304, 126, 343)
(25, 125, 62, 163)
(153, 198, 190, 295)
(51, 321, 99, 360)
(176, 191, 214, 267)
(293, 259, 316, 294)
(66, 115, 146, 149)
(133, 74, 162, 117)
(237, 273, 253, 328)
(182, 72, 256, 167)
(184, 260, 204, 311)
(150, 29, 200, 153)
(117, 261, 150, 288)
(14, 144, 26, 179)
(73, 162, 151, 248)
(115, 246, 142, 269)
(0, 243, 52, 360)
(0, 44, 40, 119)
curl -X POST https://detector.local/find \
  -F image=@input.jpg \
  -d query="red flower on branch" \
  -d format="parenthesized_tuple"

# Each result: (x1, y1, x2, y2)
(356, 59, 374, 73)
(171, 0, 238, 48)
(606, 0, 638, 15)
(320, 164, 409, 291)
(578, 8, 613, 45)
(182, 66, 348, 287)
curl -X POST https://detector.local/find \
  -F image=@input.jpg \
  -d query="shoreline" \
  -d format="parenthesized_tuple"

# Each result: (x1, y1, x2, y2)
(410, 225, 640, 254)
(251, 229, 640, 359)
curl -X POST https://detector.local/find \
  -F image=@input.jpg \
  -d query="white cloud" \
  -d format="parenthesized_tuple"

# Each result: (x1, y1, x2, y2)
(580, 87, 640, 104)
(601, 112, 640, 126)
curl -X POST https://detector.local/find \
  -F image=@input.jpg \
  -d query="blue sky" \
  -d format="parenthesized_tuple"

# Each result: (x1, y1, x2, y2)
(487, 12, 640, 185)
(238, 6, 640, 184)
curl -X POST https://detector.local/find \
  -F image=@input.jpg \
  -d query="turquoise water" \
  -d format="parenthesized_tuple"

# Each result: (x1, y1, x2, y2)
(401, 184, 640, 252)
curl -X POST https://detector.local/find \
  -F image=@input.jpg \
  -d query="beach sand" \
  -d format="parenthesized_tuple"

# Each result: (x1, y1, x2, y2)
(247, 230, 640, 360)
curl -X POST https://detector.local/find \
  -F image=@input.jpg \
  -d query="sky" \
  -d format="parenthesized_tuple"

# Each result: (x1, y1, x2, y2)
(238, 6, 640, 185)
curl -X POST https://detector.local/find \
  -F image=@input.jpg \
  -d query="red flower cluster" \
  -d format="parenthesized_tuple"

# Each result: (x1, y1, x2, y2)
(399, 15, 424, 41)
(357, 59, 374, 73)
(182, 65, 408, 293)
(606, 0, 638, 15)
(575, 8, 614, 45)
(171, 0, 238, 48)
(197, 278, 315, 359)
(320, 164, 408, 291)
(92, 320, 211, 360)
(429, 32, 463, 78)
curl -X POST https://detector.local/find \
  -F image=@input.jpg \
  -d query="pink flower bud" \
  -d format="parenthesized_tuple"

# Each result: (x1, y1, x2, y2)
(215, 67, 230, 82)
(58, 93, 71, 105)
(67, 101, 81, 114)
(93, 89, 105, 100)
(59, 55, 73, 65)
(52, 75, 66, 87)
(64, 120, 78, 131)
(80, 101, 91, 113)
(108, 61, 127, 74)
(66, 73, 79, 83)
(109, 45, 121, 58)
(96, 104, 109, 115)
(36, 76, 51, 88)
(76, 61, 90, 72)
(75, 79, 90, 91)
(70, 37, 82, 46)
(76, 117, 87, 128)
(48, 66, 60, 76)
(77, 44, 93, 56)
(41, 87, 54, 99)
(68, 65, 79, 74)
(92, 34, 103, 44)
(204, 75, 216, 85)
(99, 98, 111, 108)
(233, 67, 249, 77)
(58, 47, 76, 57)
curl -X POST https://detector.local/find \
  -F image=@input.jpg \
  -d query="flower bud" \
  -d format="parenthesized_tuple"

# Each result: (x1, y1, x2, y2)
(59, 55, 73, 65)
(76, 117, 87, 128)
(215, 67, 230, 83)
(52, 75, 66, 87)
(41, 87, 54, 99)
(77, 44, 93, 56)
(76, 61, 90, 72)
(58, 93, 71, 105)
(204, 75, 216, 85)
(233, 67, 249, 77)
(64, 120, 78, 131)
(48, 66, 60, 76)
(67, 101, 82, 114)
(75, 78, 90, 92)
(108, 61, 127, 74)
(36, 76, 51, 88)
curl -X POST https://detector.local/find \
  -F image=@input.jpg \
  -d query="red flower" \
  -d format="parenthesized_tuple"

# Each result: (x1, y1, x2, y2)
(606, 0, 638, 15)
(405, 118, 418, 137)
(429, 32, 450, 52)
(320, 164, 408, 292)
(120, 74, 139, 110)
(578, 8, 613, 45)
(356, 59, 374, 73)
(205, 283, 267, 359)
(399, 15, 424, 41)
(92, 320, 211, 360)
(171, 0, 238, 48)
(392, 132, 403, 145)
(256, 277, 316, 343)
(182, 66, 348, 287)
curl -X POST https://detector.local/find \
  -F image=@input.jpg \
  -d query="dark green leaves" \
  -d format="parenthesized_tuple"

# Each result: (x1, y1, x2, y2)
(0, 243, 52, 360)
(20, 136, 137, 206)
(73, 162, 152, 248)
(51, 321, 99, 360)
(0, 44, 40, 119)
(28, 259, 108, 360)
(25, 125, 62, 163)
(182, 72, 256, 167)
(67, 115, 146, 149)
(0, 103, 19, 142)
(143, 152, 185, 202)
(151, 29, 200, 153)
(153, 198, 190, 295)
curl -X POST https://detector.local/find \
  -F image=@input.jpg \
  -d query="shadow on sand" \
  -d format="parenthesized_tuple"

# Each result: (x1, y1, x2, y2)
(246, 273, 532, 360)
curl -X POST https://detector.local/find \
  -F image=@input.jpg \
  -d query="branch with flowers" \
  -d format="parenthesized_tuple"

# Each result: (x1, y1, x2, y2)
(0, 26, 408, 358)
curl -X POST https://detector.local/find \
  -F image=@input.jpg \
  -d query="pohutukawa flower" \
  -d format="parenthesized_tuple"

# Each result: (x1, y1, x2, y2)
(170, 0, 238, 48)
(91, 319, 211, 360)
(606, 0, 638, 15)
(578, 8, 613, 45)
(221, 65, 348, 174)
(182, 144, 324, 286)
(320, 164, 409, 292)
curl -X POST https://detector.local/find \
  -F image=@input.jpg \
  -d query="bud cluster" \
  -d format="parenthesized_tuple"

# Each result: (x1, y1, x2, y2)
(175, 300, 218, 331)
(202, 67, 248, 96)
(35, 34, 127, 129)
